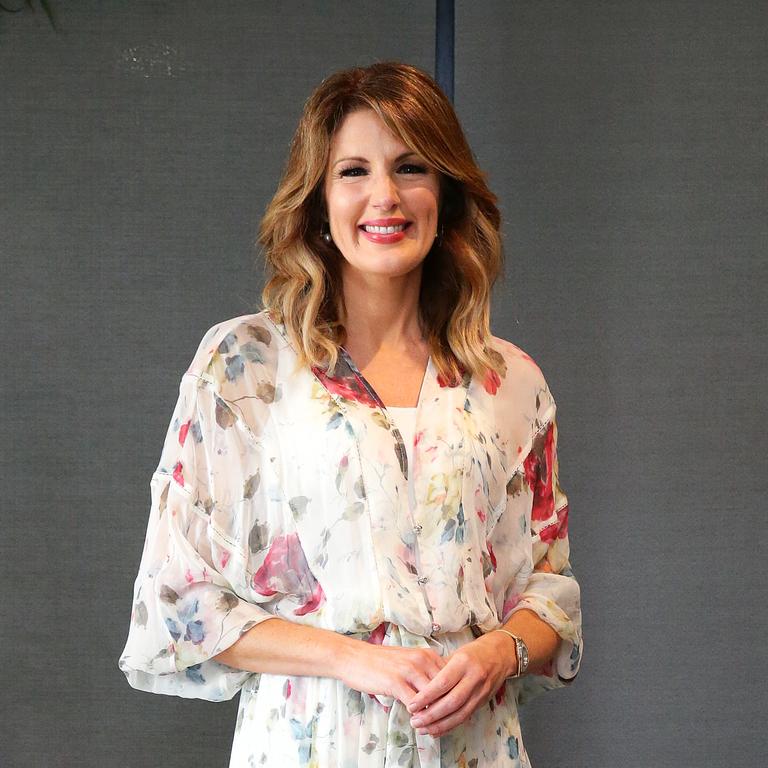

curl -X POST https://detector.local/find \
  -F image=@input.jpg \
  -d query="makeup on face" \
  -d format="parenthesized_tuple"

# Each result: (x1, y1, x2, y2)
(323, 109, 441, 277)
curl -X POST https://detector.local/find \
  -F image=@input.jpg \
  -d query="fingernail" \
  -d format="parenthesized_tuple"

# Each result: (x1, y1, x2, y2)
(411, 717, 423, 727)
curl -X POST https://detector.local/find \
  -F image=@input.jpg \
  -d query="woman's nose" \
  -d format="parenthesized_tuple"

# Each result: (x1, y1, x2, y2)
(372, 173, 400, 210)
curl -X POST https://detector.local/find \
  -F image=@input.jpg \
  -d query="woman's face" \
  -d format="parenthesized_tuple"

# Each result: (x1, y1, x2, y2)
(323, 108, 442, 281)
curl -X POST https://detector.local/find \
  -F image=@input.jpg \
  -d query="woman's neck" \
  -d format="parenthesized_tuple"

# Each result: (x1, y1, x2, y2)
(340, 266, 425, 354)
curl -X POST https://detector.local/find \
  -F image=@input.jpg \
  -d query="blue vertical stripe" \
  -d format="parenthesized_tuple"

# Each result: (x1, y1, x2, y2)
(435, 0, 454, 103)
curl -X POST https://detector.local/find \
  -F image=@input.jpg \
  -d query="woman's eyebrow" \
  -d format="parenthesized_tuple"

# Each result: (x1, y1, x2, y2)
(333, 151, 418, 167)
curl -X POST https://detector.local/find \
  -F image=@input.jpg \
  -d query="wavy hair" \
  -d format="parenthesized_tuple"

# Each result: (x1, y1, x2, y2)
(257, 60, 505, 384)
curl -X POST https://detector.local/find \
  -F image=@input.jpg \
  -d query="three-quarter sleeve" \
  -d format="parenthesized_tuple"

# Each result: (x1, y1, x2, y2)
(118, 368, 278, 702)
(504, 411, 583, 705)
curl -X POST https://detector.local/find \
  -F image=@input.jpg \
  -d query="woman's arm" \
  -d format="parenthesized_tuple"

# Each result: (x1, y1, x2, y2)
(500, 559, 560, 675)
(212, 617, 446, 705)
(212, 617, 353, 677)
(493, 605, 560, 676)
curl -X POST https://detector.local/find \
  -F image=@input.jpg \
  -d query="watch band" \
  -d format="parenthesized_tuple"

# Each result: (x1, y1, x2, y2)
(493, 629, 529, 678)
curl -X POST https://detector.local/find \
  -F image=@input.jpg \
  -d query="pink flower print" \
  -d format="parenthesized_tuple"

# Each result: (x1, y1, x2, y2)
(482, 367, 501, 395)
(519, 351, 541, 373)
(294, 582, 325, 616)
(366, 622, 388, 645)
(220, 549, 230, 569)
(251, 533, 326, 615)
(311, 366, 379, 408)
(538, 504, 569, 543)
(178, 419, 191, 446)
(487, 540, 497, 571)
(436, 367, 465, 388)
(527, 422, 556, 523)
(475, 487, 487, 522)
(172, 461, 185, 487)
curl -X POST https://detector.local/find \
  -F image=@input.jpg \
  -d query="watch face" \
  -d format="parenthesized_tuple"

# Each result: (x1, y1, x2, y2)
(517, 638, 529, 673)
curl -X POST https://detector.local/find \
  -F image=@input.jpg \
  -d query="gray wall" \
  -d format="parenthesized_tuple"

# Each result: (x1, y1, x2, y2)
(1, 2, 765, 766)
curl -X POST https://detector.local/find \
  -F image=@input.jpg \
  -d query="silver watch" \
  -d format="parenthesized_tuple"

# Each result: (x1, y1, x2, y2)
(511, 634, 529, 678)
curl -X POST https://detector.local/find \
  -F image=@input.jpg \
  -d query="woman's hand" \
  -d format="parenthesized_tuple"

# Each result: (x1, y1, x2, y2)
(338, 640, 447, 709)
(405, 632, 516, 738)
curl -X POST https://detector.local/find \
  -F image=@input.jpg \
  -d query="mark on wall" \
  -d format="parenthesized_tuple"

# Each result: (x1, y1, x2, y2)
(116, 42, 188, 78)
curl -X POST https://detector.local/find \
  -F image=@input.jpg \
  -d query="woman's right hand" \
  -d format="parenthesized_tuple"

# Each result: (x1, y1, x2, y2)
(337, 640, 447, 708)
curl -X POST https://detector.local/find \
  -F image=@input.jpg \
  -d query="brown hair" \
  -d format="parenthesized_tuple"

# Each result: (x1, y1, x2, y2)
(257, 60, 504, 383)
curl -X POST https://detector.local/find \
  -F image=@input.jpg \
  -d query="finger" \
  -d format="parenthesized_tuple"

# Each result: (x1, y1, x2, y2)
(394, 680, 419, 709)
(415, 693, 482, 738)
(409, 678, 475, 728)
(408, 670, 433, 693)
(408, 650, 445, 683)
(426, 656, 446, 678)
(406, 655, 444, 693)
(406, 659, 464, 713)
(419, 649, 446, 668)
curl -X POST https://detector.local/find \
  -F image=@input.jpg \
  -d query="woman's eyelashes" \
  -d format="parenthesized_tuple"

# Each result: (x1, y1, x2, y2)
(337, 163, 428, 178)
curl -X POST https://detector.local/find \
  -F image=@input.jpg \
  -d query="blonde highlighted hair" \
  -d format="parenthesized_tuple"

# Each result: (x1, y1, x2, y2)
(257, 60, 505, 384)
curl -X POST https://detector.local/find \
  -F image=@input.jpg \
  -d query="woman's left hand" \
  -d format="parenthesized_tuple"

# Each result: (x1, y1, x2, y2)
(406, 632, 516, 737)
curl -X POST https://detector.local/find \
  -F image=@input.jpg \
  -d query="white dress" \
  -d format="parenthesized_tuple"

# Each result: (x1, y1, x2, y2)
(118, 311, 583, 767)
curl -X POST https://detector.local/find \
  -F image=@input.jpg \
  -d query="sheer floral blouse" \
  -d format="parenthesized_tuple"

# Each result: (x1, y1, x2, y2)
(118, 310, 583, 768)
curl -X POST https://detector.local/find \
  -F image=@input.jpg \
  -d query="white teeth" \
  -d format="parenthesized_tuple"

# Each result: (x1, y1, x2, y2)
(363, 224, 406, 234)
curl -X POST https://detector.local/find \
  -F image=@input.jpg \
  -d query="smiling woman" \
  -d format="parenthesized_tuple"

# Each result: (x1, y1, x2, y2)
(118, 60, 583, 768)
(324, 108, 441, 286)
(257, 62, 507, 388)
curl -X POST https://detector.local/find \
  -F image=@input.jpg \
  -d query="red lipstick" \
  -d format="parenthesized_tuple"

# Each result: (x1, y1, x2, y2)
(359, 219, 411, 245)
(358, 218, 411, 244)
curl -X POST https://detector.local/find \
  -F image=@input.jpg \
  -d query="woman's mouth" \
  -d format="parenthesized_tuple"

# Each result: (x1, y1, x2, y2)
(358, 222, 411, 243)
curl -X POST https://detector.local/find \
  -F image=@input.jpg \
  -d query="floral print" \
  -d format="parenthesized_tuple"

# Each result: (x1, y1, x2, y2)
(118, 310, 583, 767)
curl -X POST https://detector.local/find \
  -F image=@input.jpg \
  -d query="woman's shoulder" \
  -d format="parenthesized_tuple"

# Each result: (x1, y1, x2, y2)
(486, 333, 557, 420)
(488, 333, 547, 384)
(184, 309, 287, 382)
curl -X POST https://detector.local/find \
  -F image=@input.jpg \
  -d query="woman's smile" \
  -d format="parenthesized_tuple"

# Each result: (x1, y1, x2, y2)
(358, 218, 413, 243)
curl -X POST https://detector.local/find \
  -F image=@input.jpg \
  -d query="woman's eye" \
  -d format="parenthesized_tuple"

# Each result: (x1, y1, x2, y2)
(337, 163, 428, 178)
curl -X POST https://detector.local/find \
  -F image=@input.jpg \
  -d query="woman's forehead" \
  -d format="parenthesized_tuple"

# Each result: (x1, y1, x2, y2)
(329, 109, 412, 157)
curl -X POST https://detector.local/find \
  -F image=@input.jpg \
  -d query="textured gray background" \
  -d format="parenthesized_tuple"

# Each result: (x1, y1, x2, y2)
(1, 1, 765, 767)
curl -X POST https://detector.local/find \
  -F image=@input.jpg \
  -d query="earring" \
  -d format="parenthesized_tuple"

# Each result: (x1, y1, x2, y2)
(321, 223, 333, 243)
(435, 223, 444, 245)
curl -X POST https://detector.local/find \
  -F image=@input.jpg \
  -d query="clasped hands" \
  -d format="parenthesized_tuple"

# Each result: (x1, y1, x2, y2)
(342, 631, 517, 739)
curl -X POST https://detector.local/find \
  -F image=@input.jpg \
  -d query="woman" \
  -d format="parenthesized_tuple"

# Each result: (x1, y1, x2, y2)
(118, 61, 583, 767)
